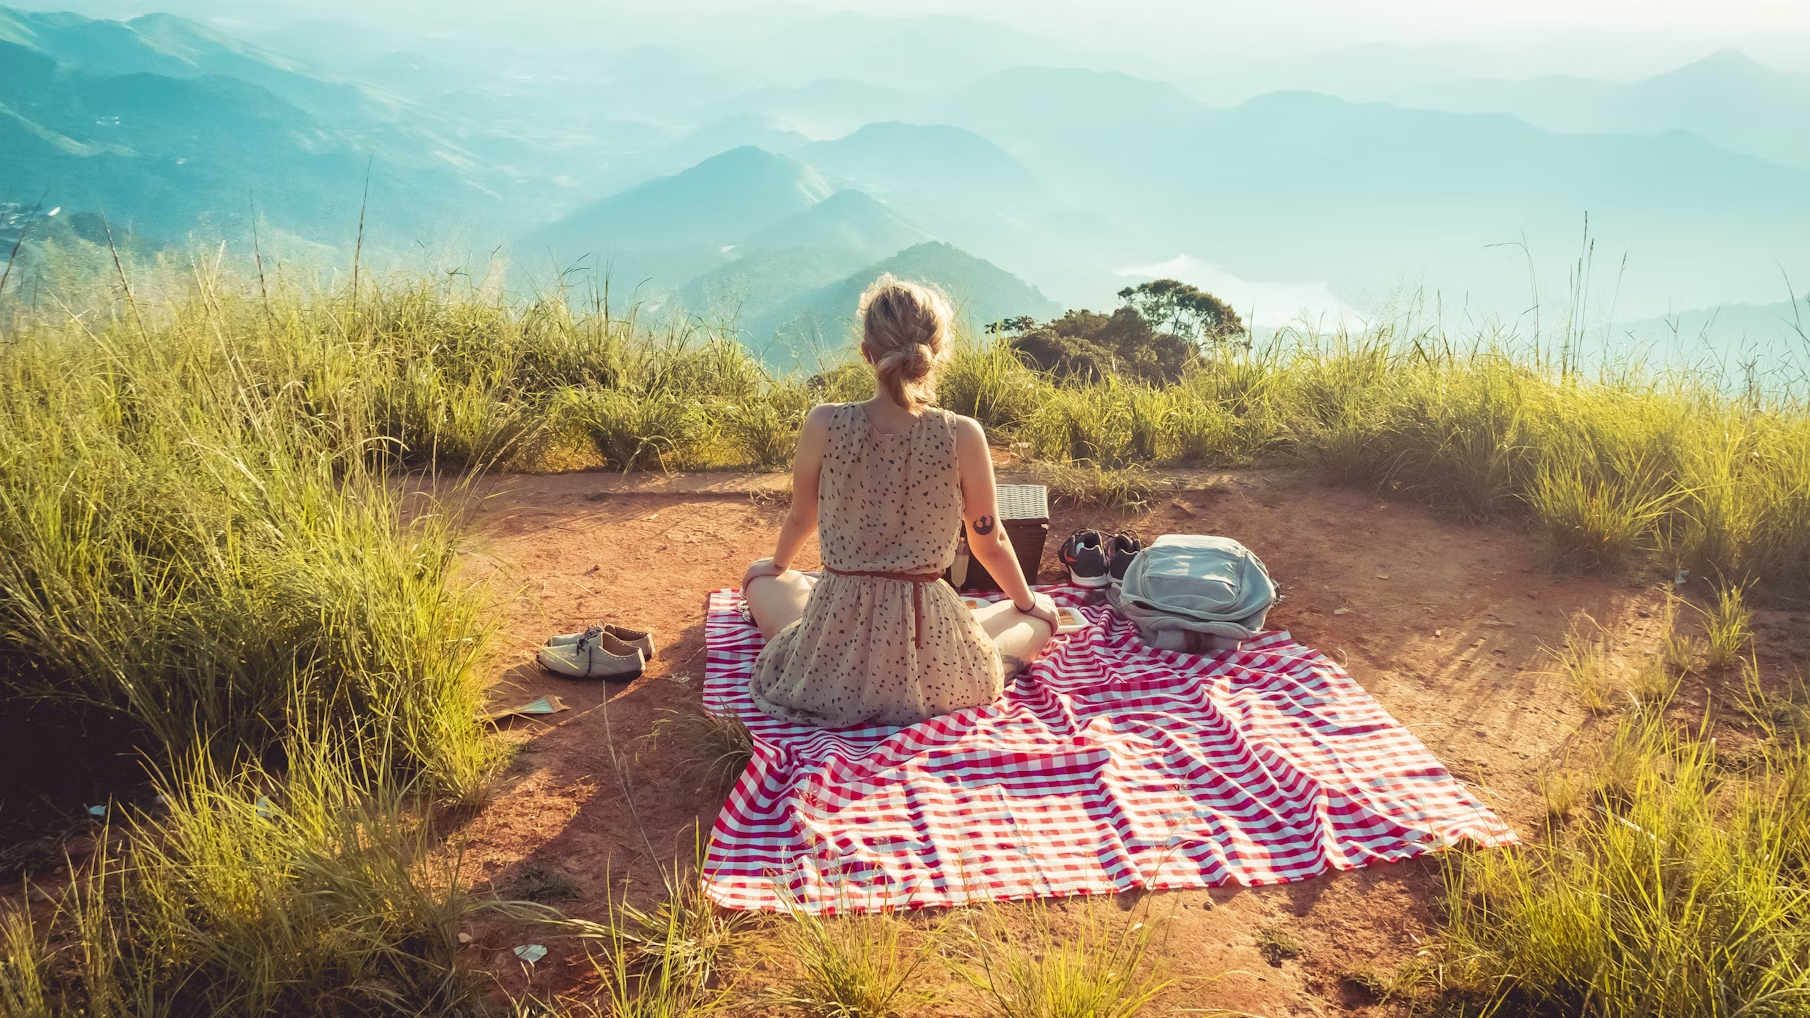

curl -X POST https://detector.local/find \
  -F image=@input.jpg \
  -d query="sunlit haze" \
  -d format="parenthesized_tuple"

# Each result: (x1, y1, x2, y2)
(4, 0, 1808, 365)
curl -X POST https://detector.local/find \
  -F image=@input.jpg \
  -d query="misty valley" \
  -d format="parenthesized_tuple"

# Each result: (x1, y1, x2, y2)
(2, 3, 1808, 372)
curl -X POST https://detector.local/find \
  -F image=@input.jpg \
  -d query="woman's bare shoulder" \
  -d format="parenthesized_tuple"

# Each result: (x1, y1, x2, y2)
(803, 402, 844, 427)
(942, 408, 984, 432)
(947, 411, 988, 448)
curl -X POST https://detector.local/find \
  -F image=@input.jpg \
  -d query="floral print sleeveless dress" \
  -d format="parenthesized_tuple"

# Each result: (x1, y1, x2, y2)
(749, 403, 1005, 728)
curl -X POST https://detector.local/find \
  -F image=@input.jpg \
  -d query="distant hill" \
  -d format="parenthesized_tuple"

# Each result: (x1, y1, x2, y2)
(0, 6, 479, 177)
(794, 120, 1119, 307)
(748, 241, 1060, 370)
(612, 115, 811, 190)
(680, 247, 877, 340)
(0, 36, 482, 247)
(679, 191, 929, 337)
(737, 189, 930, 260)
(0, 6, 509, 251)
(0, 6, 344, 109)
(1615, 294, 1810, 378)
(519, 146, 833, 283)
(1391, 50, 1810, 171)
(514, 148, 1038, 358)
(933, 68, 1810, 313)
(800, 122, 1052, 216)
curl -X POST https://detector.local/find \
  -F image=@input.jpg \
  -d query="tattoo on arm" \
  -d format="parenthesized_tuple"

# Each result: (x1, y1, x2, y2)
(972, 514, 995, 536)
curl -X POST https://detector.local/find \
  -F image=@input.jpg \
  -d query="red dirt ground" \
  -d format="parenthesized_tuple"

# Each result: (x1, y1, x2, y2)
(446, 466, 1809, 1015)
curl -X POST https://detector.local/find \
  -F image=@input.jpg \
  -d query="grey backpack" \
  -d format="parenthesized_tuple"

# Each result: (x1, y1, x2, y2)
(1106, 534, 1279, 647)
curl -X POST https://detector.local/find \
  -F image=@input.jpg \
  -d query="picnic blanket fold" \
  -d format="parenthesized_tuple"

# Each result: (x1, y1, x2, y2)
(701, 587, 1512, 913)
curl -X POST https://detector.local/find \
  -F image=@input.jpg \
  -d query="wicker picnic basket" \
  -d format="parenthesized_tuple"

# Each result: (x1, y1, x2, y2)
(945, 483, 1049, 591)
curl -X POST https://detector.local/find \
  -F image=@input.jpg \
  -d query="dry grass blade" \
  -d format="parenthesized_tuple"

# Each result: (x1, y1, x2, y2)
(647, 707, 756, 790)
(1700, 583, 1754, 671)
(769, 909, 930, 1018)
(958, 899, 1173, 1018)
(1025, 460, 1173, 512)
(1543, 613, 1615, 713)
(1436, 668, 1810, 1015)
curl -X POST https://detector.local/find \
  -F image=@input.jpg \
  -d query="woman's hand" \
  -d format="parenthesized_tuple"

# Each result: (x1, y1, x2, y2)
(1016, 591, 1062, 630)
(742, 557, 788, 592)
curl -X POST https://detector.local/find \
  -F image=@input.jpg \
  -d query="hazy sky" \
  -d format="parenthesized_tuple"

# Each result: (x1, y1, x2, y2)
(799, 0, 1810, 73)
(27, 0, 1810, 75)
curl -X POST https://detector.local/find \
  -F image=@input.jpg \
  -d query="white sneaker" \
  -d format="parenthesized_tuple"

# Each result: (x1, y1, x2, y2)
(545, 624, 656, 660)
(537, 629, 645, 681)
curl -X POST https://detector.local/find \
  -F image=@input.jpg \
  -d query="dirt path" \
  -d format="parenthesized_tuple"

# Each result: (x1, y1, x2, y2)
(448, 466, 1672, 1015)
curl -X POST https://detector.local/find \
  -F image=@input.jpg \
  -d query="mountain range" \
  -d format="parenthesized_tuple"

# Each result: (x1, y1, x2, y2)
(521, 147, 1059, 368)
(0, 5, 499, 249)
(1391, 50, 1810, 171)
(3, 3, 1807, 368)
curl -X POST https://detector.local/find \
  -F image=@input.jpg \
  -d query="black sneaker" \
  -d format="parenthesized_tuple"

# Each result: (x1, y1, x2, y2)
(1059, 529, 1110, 588)
(1106, 533, 1143, 587)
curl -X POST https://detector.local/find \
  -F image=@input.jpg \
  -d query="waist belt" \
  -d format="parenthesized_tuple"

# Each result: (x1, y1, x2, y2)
(824, 567, 944, 648)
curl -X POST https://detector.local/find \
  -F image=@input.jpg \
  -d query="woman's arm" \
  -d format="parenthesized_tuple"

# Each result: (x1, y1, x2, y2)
(953, 416, 1060, 625)
(743, 404, 834, 588)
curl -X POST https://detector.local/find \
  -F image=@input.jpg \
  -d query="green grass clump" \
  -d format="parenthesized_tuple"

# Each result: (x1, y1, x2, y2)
(1436, 705, 1810, 1016)
(552, 861, 744, 1018)
(0, 739, 474, 1017)
(958, 900, 1172, 1018)
(772, 910, 928, 1018)
(1700, 584, 1755, 671)
(648, 706, 757, 790)
(0, 302, 497, 802)
(1545, 615, 1616, 714)
(1254, 924, 1303, 966)
(1024, 461, 1173, 513)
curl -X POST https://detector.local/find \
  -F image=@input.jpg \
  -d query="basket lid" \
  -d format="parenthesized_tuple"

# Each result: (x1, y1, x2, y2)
(995, 483, 1050, 520)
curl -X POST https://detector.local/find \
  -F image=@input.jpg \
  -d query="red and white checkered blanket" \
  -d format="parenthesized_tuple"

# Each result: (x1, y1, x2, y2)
(701, 586, 1513, 913)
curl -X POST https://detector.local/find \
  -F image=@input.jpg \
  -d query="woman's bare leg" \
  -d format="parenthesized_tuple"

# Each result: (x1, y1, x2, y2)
(972, 599, 1053, 676)
(745, 570, 817, 640)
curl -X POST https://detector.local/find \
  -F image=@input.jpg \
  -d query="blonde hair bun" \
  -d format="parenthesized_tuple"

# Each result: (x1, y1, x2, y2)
(858, 275, 953, 410)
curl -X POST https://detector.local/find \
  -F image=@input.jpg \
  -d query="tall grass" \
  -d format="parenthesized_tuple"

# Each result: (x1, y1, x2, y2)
(1437, 708, 1810, 1016)
(0, 294, 496, 801)
(1546, 614, 1616, 714)
(550, 859, 744, 1018)
(1699, 584, 1755, 671)
(0, 738, 475, 1017)
(16, 276, 1806, 590)
(955, 324, 1809, 595)
(957, 900, 1172, 1018)
(770, 910, 929, 1018)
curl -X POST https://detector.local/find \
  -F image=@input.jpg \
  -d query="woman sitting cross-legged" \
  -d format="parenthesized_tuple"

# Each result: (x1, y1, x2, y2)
(741, 275, 1059, 729)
